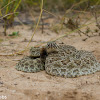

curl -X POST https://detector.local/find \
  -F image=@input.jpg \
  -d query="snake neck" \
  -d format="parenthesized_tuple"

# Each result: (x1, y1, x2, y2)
(40, 42, 59, 64)
(40, 47, 48, 57)
(40, 47, 48, 65)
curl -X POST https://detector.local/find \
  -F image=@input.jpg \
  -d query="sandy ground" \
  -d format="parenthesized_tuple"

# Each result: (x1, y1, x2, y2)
(0, 23, 100, 100)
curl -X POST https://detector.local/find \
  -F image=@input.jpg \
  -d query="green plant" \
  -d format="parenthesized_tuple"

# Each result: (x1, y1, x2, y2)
(9, 31, 19, 36)
(0, 0, 21, 36)
(44, 0, 100, 11)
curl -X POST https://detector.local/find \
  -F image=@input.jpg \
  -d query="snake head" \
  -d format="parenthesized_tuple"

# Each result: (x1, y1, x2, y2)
(45, 41, 59, 53)
(40, 41, 59, 63)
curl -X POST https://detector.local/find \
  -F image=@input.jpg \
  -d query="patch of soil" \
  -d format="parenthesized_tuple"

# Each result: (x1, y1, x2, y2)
(0, 24, 100, 100)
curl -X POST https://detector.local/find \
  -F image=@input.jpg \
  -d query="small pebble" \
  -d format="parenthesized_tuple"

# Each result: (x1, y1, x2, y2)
(0, 81, 3, 85)
(0, 90, 3, 92)
(14, 83, 17, 85)
(12, 90, 16, 93)
(47, 91, 51, 94)
(27, 77, 30, 79)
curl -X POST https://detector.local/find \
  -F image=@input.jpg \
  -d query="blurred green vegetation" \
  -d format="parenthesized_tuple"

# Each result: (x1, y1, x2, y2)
(44, 0, 100, 11)
(0, 0, 100, 15)
(20, 0, 100, 11)
(1, 0, 99, 12)
(0, 0, 100, 36)
(0, 0, 21, 35)
(9, 31, 19, 36)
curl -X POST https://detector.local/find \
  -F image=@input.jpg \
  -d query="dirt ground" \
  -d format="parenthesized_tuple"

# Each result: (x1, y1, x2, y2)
(0, 21, 100, 100)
